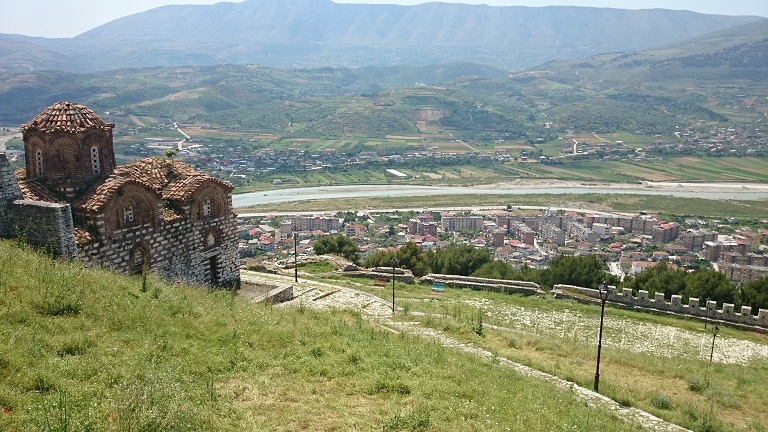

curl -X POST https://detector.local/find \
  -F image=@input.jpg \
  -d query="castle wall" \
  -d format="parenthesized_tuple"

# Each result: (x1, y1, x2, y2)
(7, 200, 78, 257)
(0, 153, 23, 237)
(553, 284, 768, 329)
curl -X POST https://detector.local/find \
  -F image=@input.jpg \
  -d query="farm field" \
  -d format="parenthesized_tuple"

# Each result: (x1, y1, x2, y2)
(235, 156, 768, 195)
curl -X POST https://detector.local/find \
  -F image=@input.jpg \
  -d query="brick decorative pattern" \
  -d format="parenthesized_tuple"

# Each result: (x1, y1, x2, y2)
(21, 101, 117, 199)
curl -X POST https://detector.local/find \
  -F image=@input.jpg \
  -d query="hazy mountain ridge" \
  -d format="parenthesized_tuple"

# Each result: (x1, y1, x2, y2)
(528, 19, 768, 89)
(0, 0, 763, 73)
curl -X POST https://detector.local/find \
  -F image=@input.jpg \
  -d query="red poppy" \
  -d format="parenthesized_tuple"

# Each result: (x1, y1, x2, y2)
(2, 408, 9, 414)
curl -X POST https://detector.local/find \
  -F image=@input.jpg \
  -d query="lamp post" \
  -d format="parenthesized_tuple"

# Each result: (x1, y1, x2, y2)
(594, 282, 611, 393)
(294, 234, 298, 283)
(709, 325, 719, 365)
(389, 257, 397, 312)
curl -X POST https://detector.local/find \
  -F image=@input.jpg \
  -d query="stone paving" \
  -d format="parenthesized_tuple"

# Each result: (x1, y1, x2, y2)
(238, 270, 692, 432)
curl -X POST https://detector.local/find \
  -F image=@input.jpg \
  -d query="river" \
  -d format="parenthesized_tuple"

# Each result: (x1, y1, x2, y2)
(232, 182, 768, 208)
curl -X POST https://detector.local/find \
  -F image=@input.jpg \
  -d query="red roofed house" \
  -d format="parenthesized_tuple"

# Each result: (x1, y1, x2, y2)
(0, 101, 239, 286)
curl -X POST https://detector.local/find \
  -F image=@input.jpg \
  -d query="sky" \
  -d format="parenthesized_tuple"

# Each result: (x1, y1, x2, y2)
(1, 0, 766, 38)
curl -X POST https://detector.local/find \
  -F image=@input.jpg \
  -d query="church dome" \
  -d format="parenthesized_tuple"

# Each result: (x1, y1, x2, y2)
(21, 101, 113, 134)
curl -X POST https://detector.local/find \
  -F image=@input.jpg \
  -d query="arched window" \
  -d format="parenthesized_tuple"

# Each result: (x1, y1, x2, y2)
(90, 146, 100, 175)
(123, 206, 134, 226)
(202, 199, 212, 217)
(35, 150, 43, 176)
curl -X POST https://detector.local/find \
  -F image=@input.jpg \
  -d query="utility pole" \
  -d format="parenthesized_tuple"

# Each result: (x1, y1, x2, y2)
(294, 234, 298, 283)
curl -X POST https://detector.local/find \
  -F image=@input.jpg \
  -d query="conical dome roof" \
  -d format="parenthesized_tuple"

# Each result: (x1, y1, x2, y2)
(21, 101, 113, 134)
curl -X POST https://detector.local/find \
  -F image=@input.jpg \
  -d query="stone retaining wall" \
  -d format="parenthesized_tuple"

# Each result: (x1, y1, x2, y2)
(343, 268, 415, 283)
(421, 274, 542, 296)
(262, 285, 294, 304)
(8, 200, 78, 257)
(0, 154, 22, 237)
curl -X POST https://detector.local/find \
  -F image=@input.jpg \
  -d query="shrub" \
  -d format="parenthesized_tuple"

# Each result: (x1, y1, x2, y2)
(651, 392, 672, 410)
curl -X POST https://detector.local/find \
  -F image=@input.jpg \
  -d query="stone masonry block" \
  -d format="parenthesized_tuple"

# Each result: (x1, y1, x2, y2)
(654, 292, 665, 303)
(741, 306, 752, 317)
(689, 297, 699, 308)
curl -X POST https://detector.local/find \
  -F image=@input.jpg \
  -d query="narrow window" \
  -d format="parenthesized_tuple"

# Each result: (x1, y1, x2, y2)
(203, 199, 212, 217)
(36, 150, 43, 176)
(91, 146, 101, 175)
(123, 206, 134, 225)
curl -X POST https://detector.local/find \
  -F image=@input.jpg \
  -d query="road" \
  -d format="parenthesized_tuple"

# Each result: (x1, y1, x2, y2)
(0, 132, 21, 152)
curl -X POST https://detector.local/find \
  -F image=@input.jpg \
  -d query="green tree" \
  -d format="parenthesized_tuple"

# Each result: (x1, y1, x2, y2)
(363, 242, 430, 277)
(472, 261, 542, 284)
(623, 260, 687, 298)
(684, 269, 736, 305)
(427, 245, 492, 276)
(540, 255, 611, 289)
(314, 234, 360, 264)
(740, 276, 768, 313)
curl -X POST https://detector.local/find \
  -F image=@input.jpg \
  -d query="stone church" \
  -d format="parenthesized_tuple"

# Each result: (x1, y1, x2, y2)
(0, 101, 239, 286)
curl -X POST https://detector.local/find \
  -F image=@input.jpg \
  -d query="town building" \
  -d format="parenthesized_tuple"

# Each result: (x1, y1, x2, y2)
(290, 214, 343, 232)
(679, 229, 718, 251)
(441, 214, 484, 232)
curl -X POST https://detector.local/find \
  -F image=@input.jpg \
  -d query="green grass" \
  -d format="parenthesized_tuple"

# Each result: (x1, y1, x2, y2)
(0, 240, 640, 431)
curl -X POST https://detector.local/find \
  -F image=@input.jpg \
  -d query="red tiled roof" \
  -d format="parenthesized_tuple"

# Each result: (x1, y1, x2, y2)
(21, 101, 113, 134)
(74, 158, 232, 212)
(18, 178, 59, 202)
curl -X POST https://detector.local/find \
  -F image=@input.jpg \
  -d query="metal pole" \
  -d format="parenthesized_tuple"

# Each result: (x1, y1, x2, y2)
(294, 234, 298, 283)
(390, 257, 397, 312)
(709, 325, 719, 364)
(594, 283, 609, 393)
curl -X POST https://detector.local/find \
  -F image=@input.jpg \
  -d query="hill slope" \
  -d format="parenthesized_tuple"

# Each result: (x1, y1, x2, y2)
(0, 1, 762, 72)
(0, 240, 638, 430)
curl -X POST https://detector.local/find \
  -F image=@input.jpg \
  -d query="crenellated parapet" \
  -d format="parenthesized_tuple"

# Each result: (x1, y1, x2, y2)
(554, 284, 768, 328)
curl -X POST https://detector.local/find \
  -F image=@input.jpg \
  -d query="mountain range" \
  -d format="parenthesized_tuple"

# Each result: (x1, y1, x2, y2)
(0, 0, 764, 73)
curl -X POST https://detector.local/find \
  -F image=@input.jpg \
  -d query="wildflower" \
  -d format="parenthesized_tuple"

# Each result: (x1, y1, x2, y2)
(2, 408, 9, 414)
(107, 413, 118, 422)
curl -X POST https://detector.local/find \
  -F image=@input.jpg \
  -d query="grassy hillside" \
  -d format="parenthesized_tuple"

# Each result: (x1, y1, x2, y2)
(0, 240, 638, 431)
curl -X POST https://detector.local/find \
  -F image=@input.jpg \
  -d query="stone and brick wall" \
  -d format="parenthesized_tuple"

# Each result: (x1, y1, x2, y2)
(77, 203, 239, 287)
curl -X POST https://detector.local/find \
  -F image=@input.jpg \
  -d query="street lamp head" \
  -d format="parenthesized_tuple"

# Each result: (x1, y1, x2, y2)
(389, 257, 397, 265)
(598, 282, 611, 301)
